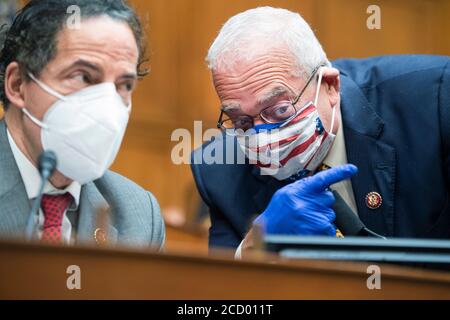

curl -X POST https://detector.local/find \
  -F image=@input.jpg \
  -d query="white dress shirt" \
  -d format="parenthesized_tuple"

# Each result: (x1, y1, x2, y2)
(322, 113, 358, 214)
(235, 113, 358, 258)
(7, 130, 81, 244)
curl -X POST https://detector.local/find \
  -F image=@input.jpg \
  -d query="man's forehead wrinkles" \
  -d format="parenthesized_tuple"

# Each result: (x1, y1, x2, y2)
(216, 76, 292, 100)
(214, 52, 302, 115)
(60, 45, 137, 59)
(56, 46, 138, 69)
(216, 50, 296, 76)
(59, 32, 139, 62)
(214, 62, 295, 88)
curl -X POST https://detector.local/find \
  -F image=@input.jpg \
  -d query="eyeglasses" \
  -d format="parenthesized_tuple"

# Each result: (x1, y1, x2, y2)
(217, 64, 324, 136)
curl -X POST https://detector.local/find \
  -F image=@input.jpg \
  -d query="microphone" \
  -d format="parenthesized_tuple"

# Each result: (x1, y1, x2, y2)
(332, 190, 386, 239)
(28, 151, 58, 217)
(38, 150, 57, 181)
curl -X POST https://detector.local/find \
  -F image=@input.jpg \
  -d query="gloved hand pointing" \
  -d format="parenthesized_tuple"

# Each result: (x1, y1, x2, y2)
(253, 164, 358, 236)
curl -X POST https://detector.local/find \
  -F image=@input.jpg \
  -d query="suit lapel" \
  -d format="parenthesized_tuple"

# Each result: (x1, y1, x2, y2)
(76, 182, 118, 245)
(340, 74, 397, 236)
(0, 120, 31, 239)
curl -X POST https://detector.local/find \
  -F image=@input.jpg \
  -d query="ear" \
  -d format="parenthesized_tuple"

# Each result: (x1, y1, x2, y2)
(321, 67, 340, 107)
(4, 62, 27, 109)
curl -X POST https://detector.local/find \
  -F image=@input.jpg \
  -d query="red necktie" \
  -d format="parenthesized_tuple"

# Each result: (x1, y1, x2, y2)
(41, 193, 73, 244)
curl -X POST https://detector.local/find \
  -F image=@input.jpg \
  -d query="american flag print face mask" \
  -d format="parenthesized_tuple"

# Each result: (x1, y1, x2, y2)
(238, 67, 337, 181)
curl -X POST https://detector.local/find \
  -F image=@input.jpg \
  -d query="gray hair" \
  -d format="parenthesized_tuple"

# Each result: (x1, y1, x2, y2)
(206, 6, 330, 78)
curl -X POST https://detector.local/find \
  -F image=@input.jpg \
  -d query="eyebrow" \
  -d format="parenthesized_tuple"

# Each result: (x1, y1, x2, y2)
(119, 73, 138, 81)
(221, 87, 289, 112)
(63, 59, 138, 80)
(220, 87, 290, 113)
(63, 59, 102, 74)
(221, 102, 241, 112)
(256, 86, 289, 107)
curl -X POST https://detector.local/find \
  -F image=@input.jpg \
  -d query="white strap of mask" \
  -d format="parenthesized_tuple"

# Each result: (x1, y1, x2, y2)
(314, 66, 336, 134)
(313, 67, 324, 107)
(28, 72, 66, 101)
(329, 98, 336, 134)
(22, 108, 49, 129)
(126, 101, 133, 114)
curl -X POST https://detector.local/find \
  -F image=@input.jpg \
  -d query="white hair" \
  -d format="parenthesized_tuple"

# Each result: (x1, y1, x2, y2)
(206, 7, 330, 78)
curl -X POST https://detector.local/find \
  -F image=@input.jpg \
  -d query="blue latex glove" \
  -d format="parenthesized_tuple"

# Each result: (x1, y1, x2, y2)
(253, 164, 358, 236)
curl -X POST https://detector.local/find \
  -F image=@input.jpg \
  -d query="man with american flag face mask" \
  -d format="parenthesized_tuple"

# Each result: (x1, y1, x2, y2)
(191, 7, 450, 255)
(236, 65, 337, 181)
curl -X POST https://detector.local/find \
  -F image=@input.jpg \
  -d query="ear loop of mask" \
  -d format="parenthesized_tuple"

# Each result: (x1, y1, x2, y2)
(21, 72, 66, 130)
(28, 72, 67, 101)
(314, 67, 336, 134)
(21, 75, 48, 129)
(125, 101, 132, 114)
(22, 108, 49, 129)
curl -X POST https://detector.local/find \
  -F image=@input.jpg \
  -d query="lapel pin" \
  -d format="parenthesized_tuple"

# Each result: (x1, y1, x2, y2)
(366, 191, 382, 210)
(94, 227, 108, 246)
(94, 206, 110, 246)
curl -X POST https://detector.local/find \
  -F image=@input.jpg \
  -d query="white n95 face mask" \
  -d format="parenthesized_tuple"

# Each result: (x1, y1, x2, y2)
(22, 73, 131, 185)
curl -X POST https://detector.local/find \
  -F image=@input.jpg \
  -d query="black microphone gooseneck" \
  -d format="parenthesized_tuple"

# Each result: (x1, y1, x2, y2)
(29, 151, 58, 217)
(332, 190, 386, 239)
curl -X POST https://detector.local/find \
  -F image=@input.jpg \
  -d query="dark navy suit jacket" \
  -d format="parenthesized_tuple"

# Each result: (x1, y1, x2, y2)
(191, 55, 450, 249)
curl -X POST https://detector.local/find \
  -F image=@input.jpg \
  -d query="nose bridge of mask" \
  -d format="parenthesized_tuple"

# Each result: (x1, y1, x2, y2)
(253, 122, 283, 133)
(24, 73, 130, 126)
(28, 72, 127, 105)
(29, 72, 131, 104)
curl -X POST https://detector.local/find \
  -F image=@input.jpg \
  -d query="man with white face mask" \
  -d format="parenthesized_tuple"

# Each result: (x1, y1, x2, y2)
(0, 0, 165, 248)
(191, 7, 450, 254)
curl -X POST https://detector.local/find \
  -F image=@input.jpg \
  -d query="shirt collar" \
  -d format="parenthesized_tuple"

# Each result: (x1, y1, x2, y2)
(323, 111, 348, 168)
(7, 129, 81, 207)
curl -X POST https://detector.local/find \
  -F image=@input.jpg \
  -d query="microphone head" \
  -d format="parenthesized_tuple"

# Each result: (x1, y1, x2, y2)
(38, 150, 58, 177)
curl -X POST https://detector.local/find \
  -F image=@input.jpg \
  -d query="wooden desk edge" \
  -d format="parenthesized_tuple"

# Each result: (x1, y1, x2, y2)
(1, 238, 450, 285)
